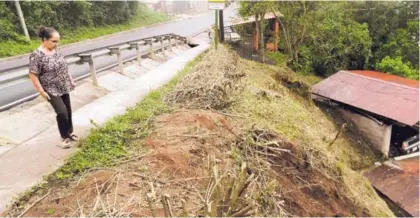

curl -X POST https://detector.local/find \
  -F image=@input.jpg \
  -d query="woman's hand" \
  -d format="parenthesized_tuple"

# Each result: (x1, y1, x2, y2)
(70, 79, 76, 89)
(40, 91, 50, 101)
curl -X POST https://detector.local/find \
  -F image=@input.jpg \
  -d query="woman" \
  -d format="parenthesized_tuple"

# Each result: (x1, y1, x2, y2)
(29, 26, 78, 149)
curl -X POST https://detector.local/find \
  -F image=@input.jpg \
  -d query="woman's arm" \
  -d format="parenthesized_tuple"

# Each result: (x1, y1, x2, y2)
(29, 52, 50, 100)
(29, 73, 50, 100)
(68, 71, 76, 88)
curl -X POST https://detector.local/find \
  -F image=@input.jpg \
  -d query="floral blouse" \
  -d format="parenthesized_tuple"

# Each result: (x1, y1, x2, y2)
(29, 48, 73, 96)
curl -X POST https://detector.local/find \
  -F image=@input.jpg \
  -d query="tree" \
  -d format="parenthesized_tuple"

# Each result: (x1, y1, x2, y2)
(269, 1, 317, 64)
(376, 56, 418, 80)
(352, 1, 419, 68)
(377, 20, 419, 69)
(239, 1, 274, 62)
(304, 2, 372, 76)
(0, 2, 22, 41)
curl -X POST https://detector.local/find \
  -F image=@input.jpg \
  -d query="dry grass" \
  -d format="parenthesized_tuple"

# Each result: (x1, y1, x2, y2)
(165, 46, 245, 110)
(228, 58, 393, 217)
(10, 46, 395, 217)
(166, 45, 393, 216)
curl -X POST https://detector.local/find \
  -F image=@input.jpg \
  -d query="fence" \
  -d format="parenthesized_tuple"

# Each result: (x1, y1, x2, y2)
(228, 33, 275, 64)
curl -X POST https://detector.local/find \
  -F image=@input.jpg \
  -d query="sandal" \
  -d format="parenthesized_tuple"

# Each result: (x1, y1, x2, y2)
(59, 138, 71, 149)
(70, 133, 79, 141)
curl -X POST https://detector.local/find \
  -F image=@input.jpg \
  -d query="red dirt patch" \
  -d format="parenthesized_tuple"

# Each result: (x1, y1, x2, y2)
(24, 170, 115, 217)
(16, 109, 239, 217)
(143, 109, 238, 180)
(12, 109, 368, 217)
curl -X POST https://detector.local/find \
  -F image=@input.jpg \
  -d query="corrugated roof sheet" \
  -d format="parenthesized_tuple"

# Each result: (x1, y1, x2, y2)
(312, 70, 419, 126)
(364, 156, 419, 217)
(223, 11, 283, 27)
(350, 70, 419, 89)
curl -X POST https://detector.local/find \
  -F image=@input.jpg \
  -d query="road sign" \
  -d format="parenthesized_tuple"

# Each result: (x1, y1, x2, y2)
(208, 0, 225, 10)
(209, 3, 225, 10)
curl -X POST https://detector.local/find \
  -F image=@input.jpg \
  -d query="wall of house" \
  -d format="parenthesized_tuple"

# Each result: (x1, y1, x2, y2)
(339, 109, 392, 156)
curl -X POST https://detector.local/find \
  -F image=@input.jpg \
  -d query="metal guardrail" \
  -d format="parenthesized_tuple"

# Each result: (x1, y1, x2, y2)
(0, 33, 188, 111)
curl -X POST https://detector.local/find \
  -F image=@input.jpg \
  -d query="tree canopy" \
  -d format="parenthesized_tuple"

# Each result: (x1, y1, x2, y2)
(0, 1, 140, 40)
(239, 1, 419, 79)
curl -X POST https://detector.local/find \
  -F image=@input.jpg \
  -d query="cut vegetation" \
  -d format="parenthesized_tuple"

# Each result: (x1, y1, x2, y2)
(4, 45, 394, 217)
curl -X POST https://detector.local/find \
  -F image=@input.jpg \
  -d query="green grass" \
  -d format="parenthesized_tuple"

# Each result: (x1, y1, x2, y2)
(51, 52, 203, 180)
(0, 10, 170, 58)
(267, 51, 288, 66)
(266, 51, 323, 85)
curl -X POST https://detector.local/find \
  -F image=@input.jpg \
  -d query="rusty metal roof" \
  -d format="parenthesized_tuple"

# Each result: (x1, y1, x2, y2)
(364, 156, 419, 217)
(312, 70, 419, 126)
(350, 70, 419, 89)
(223, 11, 283, 27)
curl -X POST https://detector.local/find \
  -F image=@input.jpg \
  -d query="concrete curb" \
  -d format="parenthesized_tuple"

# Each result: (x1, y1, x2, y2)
(0, 43, 210, 212)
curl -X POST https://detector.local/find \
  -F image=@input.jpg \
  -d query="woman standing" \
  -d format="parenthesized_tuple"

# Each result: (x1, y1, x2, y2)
(29, 26, 78, 149)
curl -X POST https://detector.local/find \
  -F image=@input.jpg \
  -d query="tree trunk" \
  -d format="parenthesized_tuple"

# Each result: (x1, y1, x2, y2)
(14, 0, 30, 41)
(259, 12, 266, 63)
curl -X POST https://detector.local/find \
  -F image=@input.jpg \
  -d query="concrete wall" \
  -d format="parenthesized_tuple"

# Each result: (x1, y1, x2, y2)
(339, 109, 392, 156)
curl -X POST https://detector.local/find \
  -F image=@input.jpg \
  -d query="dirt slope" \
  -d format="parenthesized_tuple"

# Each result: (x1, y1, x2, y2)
(8, 45, 394, 217)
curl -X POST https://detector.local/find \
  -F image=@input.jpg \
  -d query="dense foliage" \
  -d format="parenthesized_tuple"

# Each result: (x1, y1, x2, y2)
(0, 1, 139, 40)
(239, 1, 419, 79)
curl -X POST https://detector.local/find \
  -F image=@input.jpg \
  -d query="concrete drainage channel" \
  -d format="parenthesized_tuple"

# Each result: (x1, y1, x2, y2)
(0, 35, 192, 155)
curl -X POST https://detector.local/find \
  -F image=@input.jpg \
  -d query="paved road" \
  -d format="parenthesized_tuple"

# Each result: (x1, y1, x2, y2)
(0, 4, 239, 111)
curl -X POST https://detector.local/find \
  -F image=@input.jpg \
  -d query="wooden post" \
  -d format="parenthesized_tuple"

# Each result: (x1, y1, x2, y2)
(274, 19, 279, 52)
(252, 22, 259, 52)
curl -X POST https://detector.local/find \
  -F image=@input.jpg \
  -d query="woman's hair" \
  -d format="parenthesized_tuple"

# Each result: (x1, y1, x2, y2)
(38, 26, 57, 41)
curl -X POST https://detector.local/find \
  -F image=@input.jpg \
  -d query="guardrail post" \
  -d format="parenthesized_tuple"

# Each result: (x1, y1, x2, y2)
(156, 36, 164, 52)
(168, 35, 173, 51)
(145, 39, 155, 59)
(109, 47, 124, 74)
(173, 35, 179, 48)
(129, 42, 142, 65)
(179, 36, 187, 46)
(181, 37, 187, 45)
(79, 54, 98, 86)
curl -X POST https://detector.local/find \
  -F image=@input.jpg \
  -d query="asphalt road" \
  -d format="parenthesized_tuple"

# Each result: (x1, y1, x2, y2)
(0, 4, 239, 111)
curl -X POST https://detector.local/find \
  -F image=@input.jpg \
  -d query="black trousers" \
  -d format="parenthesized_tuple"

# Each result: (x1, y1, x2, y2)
(48, 93, 73, 138)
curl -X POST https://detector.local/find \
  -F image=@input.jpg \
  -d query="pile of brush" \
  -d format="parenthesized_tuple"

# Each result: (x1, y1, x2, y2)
(166, 45, 245, 110)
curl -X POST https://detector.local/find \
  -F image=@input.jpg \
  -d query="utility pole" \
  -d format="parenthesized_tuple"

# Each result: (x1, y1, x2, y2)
(215, 10, 218, 49)
(219, 10, 224, 42)
(14, 0, 30, 41)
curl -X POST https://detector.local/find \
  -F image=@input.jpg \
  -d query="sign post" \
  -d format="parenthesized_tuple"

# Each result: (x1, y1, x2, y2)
(209, 0, 225, 50)
(219, 10, 224, 42)
(215, 10, 218, 49)
(208, 0, 226, 10)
